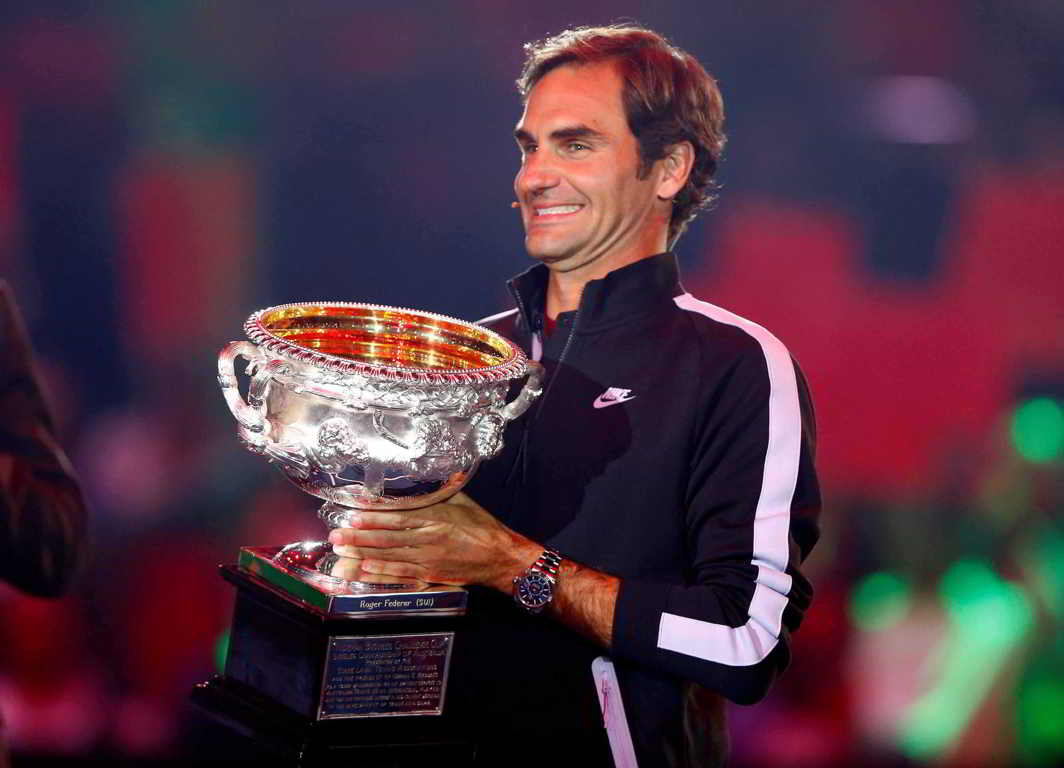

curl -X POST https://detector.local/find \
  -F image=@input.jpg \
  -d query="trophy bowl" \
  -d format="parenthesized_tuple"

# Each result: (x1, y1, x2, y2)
(217, 302, 543, 581)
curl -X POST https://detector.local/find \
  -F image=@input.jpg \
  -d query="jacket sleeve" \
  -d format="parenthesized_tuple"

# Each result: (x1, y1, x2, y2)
(610, 336, 820, 705)
(0, 283, 87, 596)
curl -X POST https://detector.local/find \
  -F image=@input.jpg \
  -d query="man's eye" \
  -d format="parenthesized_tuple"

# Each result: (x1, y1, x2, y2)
(566, 142, 590, 153)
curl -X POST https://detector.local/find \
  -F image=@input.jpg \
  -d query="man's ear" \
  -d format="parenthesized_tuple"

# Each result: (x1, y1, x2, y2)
(656, 141, 695, 201)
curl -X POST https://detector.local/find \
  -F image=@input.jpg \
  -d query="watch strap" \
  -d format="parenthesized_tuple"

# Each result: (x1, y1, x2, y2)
(530, 548, 562, 582)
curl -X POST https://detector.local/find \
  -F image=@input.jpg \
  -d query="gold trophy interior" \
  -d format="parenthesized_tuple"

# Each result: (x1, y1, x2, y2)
(260, 304, 515, 372)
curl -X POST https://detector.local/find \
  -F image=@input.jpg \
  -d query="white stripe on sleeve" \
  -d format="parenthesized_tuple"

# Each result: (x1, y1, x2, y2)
(475, 307, 519, 326)
(658, 294, 801, 666)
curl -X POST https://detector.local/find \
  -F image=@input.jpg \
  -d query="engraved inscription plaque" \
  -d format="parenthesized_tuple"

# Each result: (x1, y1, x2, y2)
(318, 632, 455, 719)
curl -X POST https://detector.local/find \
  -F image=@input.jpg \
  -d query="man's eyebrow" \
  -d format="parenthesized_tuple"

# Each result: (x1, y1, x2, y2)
(550, 125, 608, 143)
(513, 125, 608, 144)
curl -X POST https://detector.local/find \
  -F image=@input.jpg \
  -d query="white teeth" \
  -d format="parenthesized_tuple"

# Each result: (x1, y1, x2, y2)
(536, 205, 582, 216)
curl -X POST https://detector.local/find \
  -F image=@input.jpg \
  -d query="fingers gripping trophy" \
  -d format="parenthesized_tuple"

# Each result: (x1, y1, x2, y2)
(217, 302, 543, 585)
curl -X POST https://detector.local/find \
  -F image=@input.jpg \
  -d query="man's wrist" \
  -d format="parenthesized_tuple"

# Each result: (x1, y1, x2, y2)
(491, 534, 543, 594)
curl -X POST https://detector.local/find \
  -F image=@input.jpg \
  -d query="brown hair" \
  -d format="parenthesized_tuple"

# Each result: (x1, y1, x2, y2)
(517, 24, 726, 247)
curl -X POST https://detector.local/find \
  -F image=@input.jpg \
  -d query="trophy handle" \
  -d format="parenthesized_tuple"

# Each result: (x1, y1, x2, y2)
(218, 341, 267, 433)
(499, 360, 545, 422)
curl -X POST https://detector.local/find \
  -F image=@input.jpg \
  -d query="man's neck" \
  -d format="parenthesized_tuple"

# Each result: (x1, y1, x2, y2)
(545, 271, 585, 320)
(544, 244, 666, 320)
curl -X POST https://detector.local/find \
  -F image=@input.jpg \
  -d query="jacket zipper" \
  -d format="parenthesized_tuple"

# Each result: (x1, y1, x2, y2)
(531, 306, 580, 420)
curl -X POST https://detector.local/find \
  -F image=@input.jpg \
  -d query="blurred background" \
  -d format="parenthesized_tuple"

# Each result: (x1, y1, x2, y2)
(0, 0, 1061, 765)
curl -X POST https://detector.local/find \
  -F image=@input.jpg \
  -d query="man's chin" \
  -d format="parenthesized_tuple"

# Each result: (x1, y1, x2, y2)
(526, 249, 602, 275)
(528, 251, 576, 270)
(525, 238, 576, 266)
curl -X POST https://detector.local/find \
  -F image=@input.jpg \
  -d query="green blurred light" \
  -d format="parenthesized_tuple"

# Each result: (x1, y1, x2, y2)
(1025, 526, 1064, 621)
(1017, 678, 1064, 761)
(899, 561, 1034, 760)
(939, 558, 998, 612)
(214, 629, 230, 674)
(939, 559, 1034, 646)
(850, 571, 912, 631)
(1010, 397, 1064, 463)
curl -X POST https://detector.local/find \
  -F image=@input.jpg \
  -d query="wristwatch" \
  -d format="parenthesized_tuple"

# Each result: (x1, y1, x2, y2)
(513, 548, 562, 614)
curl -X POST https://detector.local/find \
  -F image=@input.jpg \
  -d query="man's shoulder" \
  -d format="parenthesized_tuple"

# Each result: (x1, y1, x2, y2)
(671, 292, 815, 435)
(670, 292, 793, 366)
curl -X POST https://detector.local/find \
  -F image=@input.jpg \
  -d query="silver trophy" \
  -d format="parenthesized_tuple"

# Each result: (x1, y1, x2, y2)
(217, 301, 543, 584)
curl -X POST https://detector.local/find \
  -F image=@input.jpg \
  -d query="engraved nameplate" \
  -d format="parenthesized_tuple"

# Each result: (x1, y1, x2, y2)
(329, 590, 467, 617)
(318, 632, 455, 719)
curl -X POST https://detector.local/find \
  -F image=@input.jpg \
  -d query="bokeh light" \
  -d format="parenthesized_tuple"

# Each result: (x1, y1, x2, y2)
(850, 570, 912, 631)
(213, 629, 230, 674)
(1016, 675, 1064, 764)
(899, 560, 1034, 760)
(1010, 397, 1064, 464)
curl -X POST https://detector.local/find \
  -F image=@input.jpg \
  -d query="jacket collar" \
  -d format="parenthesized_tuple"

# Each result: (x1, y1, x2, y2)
(507, 252, 683, 334)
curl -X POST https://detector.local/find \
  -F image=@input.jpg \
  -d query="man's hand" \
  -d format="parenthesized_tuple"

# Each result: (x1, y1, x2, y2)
(327, 492, 541, 592)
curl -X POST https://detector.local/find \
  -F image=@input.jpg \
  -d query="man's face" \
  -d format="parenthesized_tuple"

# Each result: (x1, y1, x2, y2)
(514, 61, 666, 274)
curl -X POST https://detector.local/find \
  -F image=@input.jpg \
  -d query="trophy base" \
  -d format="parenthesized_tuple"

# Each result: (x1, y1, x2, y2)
(190, 547, 475, 761)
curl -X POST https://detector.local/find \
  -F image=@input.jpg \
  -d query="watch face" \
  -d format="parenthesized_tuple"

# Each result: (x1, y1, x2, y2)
(517, 571, 553, 608)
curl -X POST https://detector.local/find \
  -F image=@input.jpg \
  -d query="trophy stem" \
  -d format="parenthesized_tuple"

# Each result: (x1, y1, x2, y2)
(362, 466, 386, 499)
(319, 500, 357, 529)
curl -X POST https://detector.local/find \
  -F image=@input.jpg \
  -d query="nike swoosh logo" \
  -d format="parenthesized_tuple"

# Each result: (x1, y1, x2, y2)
(593, 388, 636, 409)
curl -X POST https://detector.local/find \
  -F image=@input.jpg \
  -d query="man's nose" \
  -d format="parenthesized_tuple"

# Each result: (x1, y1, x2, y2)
(516, 152, 560, 197)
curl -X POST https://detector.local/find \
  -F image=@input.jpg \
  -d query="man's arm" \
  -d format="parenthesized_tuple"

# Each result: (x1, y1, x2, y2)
(605, 333, 820, 705)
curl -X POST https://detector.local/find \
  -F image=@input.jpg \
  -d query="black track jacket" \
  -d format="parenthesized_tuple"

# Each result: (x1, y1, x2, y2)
(462, 253, 821, 768)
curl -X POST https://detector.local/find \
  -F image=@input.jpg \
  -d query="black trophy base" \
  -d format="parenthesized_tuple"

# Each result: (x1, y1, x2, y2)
(188, 554, 477, 765)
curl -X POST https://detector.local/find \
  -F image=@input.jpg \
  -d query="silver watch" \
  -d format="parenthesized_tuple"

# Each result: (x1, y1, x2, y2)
(513, 548, 562, 614)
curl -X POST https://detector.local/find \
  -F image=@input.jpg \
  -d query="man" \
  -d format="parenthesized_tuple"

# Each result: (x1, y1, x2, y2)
(330, 24, 820, 767)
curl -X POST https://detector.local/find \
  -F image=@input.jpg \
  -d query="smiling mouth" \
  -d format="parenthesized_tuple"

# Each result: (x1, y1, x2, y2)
(534, 205, 584, 216)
